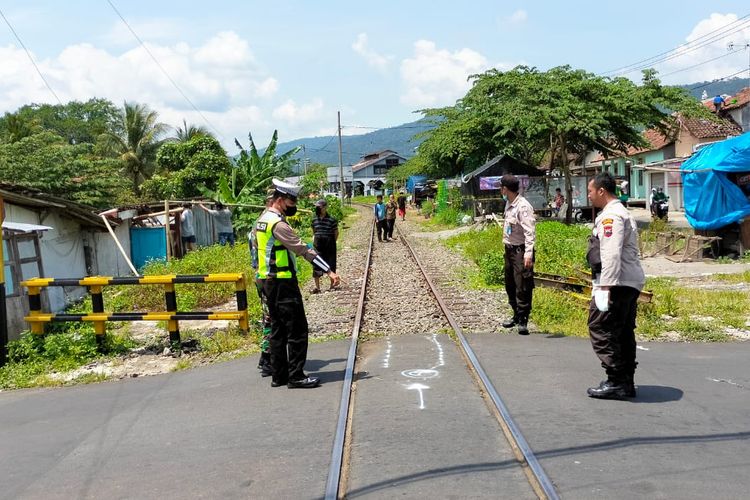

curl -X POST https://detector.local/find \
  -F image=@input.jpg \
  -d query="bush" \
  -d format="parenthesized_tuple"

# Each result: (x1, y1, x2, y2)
(479, 251, 505, 285)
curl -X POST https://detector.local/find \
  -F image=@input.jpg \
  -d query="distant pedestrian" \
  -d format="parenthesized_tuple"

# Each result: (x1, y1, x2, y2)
(553, 188, 564, 217)
(385, 194, 397, 239)
(180, 203, 196, 253)
(585, 172, 645, 400)
(256, 179, 340, 388)
(500, 175, 536, 335)
(397, 191, 407, 221)
(374, 194, 387, 242)
(311, 199, 339, 293)
(199, 201, 235, 246)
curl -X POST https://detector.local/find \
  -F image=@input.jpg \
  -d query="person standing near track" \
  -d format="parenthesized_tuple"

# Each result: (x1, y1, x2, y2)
(256, 179, 340, 388)
(385, 194, 397, 240)
(311, 198, 339, 293)
(397, 190, 407, 221)
(500, 174, 536, 335)
(374, 194, 387, 242)
(585, 172, 645, 400)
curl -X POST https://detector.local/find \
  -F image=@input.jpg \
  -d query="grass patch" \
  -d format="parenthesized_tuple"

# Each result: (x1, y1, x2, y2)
(714, 270, 750, 283)
(443, 224, 747, 342)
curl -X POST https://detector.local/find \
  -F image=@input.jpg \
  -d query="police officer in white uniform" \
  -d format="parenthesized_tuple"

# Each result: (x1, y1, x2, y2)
(585, 172, 645, 399)
(500, 174, 536, 335)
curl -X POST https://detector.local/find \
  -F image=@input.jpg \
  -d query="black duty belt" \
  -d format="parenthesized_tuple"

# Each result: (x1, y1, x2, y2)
(505, 243, 525, 250)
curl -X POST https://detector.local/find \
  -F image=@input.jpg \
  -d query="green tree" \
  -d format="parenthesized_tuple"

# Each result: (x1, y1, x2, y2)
(0, 112, 41, 143)
(140, 134, 232, 200)
(173, 119, 211, 142)
(299, 163, 328, 196)
(417, 66, 708, 221)
(3, 98, 120, 145)
(99, 101, 169, 194)
(200, 130, 300, 234)
(0, 131, 131, 207)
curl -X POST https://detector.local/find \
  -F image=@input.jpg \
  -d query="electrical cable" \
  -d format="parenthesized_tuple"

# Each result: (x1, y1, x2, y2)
(601, 12, 750, 76)
(106, 0, 225, 140)
(658, 46, 746, 78)
(0, 8, 63, 106)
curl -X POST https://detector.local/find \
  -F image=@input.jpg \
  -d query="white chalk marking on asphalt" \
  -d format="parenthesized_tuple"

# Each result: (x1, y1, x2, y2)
(382, 338, 392, 368)
(636, 345, 649, 351)
(401, 369, 439, 379)
(707, 377, 747, 389)
(430, 333, 445, 369)
(406, 383, 430, 409)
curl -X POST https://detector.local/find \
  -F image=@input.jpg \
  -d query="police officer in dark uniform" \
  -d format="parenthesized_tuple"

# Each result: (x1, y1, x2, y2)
(256, 179, 340, 388)
(585, 172, 645, 400)
(500, 174, 536, 335)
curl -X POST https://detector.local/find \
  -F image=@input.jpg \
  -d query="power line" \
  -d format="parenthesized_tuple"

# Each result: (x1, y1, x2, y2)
(0, 8, 63, 106)
(106, 0, 225, 140)
(602, 12, 750, 76)
(659, 46, 746, 78)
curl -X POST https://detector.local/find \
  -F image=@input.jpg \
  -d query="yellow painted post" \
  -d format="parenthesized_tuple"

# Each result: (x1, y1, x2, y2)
(26, 286, 44, 335)
(164, 283, 180, 347)
(89, 285, 106, 351)
(235, 274, 249, 334)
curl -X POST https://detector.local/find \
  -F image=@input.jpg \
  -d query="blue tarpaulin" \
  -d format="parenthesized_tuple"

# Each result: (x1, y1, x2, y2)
(681, 131, 750, 230)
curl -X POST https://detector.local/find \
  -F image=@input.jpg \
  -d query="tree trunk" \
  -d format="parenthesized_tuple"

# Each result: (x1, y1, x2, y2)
(559, 134, 573, 224)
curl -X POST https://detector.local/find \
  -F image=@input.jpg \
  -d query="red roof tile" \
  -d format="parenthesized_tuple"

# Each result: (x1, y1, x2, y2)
(679, 115, 741, 139)
(723, 87, 750, 111)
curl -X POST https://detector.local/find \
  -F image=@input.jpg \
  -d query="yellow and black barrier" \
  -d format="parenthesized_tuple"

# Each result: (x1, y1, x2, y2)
(22, 274, 249, 349)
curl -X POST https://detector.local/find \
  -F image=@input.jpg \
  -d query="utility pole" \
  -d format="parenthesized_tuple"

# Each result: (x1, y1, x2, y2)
(337, 111, 345, 200)
(302, 144, 307, 175)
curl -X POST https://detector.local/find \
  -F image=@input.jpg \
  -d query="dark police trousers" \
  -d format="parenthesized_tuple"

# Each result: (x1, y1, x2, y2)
(504, 244, 534, 321)
(587, 286, 640, 383)
(263, 277, 309, 384)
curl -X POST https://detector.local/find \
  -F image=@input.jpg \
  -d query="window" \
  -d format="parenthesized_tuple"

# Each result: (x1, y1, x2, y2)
(637, 157, 645, 165)
(385, 158, 400, 167)
(3, 232, 44, 297)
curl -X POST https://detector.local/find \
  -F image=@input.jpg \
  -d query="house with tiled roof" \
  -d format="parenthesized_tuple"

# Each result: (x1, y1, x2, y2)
(350, 150, 406, 195)
(720, 87, 750, 132)
(589, 114, 741, 209)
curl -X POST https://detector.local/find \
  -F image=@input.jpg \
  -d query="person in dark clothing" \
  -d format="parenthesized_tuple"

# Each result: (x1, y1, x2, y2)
(397, 191, 407, 221)
(385, 194, 397, 239)
(311, 199, 339, 293)
(374, 194, 387, 242)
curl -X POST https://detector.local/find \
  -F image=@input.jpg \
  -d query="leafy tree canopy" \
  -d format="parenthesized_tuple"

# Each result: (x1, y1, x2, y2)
(140, 134, 232, 200)
(0, 131, 132, 207)
(299, 163, 328, 197)
(0, 98, 120, 145)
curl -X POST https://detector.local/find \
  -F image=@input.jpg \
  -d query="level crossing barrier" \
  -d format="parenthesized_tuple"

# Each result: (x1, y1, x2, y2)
(21, 274, 249, 349)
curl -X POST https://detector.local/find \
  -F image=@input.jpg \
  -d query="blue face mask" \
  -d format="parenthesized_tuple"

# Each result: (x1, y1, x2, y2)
(502, 195, 508, 201)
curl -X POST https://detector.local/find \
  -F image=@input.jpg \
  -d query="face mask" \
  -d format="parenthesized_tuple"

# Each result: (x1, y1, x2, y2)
(284, 204, 298, 217)
(502, 195, 508, 201)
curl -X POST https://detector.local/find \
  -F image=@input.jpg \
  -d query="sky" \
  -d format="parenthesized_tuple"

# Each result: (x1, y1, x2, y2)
(1, 1, 750, 153)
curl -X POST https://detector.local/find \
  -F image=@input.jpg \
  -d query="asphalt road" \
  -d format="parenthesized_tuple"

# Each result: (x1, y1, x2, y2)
(2, 334, 748, 499)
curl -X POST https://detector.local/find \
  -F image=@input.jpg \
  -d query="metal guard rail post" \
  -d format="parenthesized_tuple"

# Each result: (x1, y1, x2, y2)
(21, 274, 249, 350)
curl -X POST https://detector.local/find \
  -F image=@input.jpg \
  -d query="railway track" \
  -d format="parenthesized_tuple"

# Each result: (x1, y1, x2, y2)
(324, 209, 559, 499)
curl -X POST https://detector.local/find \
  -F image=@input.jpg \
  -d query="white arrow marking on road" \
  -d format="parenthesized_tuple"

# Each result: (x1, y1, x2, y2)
(407, 383, 430, 409)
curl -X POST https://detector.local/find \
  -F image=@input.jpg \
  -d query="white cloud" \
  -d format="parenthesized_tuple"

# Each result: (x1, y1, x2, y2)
(352, 33, 393, 72)
(0, 31, 324, 150)
(399, 40, 489, 107)
(507, 9, 528, 24)
(636, 13, 750, 84)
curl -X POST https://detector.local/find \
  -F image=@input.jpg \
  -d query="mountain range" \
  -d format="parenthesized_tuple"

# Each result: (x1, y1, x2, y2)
(276, 77, 750, 172)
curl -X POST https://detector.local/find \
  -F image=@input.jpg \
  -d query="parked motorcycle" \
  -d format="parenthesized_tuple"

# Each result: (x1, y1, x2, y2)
(651, 198, 669, 221)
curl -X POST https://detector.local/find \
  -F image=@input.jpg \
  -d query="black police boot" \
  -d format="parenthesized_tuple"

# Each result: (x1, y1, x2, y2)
(502, 316, 517, 328)
(257, 351, 270, 370)
(587, 379, 630, 400)
(287, 376, 321, 389)
(624, 374, 636, 398)
(517, 317, 529, 335)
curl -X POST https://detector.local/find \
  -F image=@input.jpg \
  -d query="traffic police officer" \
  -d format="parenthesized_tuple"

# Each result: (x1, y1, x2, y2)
(585, 172, 645, 400)
(500, 174, 536, 335)
(256, 179, 340, 388)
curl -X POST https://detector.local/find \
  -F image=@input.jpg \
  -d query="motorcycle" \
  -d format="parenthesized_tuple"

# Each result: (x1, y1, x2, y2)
(651, 198, 669, 221)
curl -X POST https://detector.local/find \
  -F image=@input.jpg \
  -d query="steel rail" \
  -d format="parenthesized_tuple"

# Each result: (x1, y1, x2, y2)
(324, 213, 375, 500)
(395, 223, 560, 500)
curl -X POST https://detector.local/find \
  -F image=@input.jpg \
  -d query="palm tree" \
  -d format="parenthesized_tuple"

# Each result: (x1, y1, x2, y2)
(174, 119, 211, 142)
(2, 112, 41, 142)
(100, 102, 168, 193)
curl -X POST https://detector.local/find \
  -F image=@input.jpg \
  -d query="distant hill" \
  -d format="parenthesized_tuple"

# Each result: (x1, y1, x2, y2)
(271, 78, 749, 174)
(272, 119, 435, 173)
(678, 76, 748, 101)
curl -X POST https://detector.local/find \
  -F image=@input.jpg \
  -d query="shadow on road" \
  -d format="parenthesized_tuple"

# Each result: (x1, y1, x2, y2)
(631, 385, 683, 403)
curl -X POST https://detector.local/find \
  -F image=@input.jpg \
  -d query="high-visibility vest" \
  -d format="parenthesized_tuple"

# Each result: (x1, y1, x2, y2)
(255, 211, 296, 279)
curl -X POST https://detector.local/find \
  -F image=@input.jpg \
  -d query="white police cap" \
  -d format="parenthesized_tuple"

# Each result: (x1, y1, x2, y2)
(272, 178, 301, 198)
